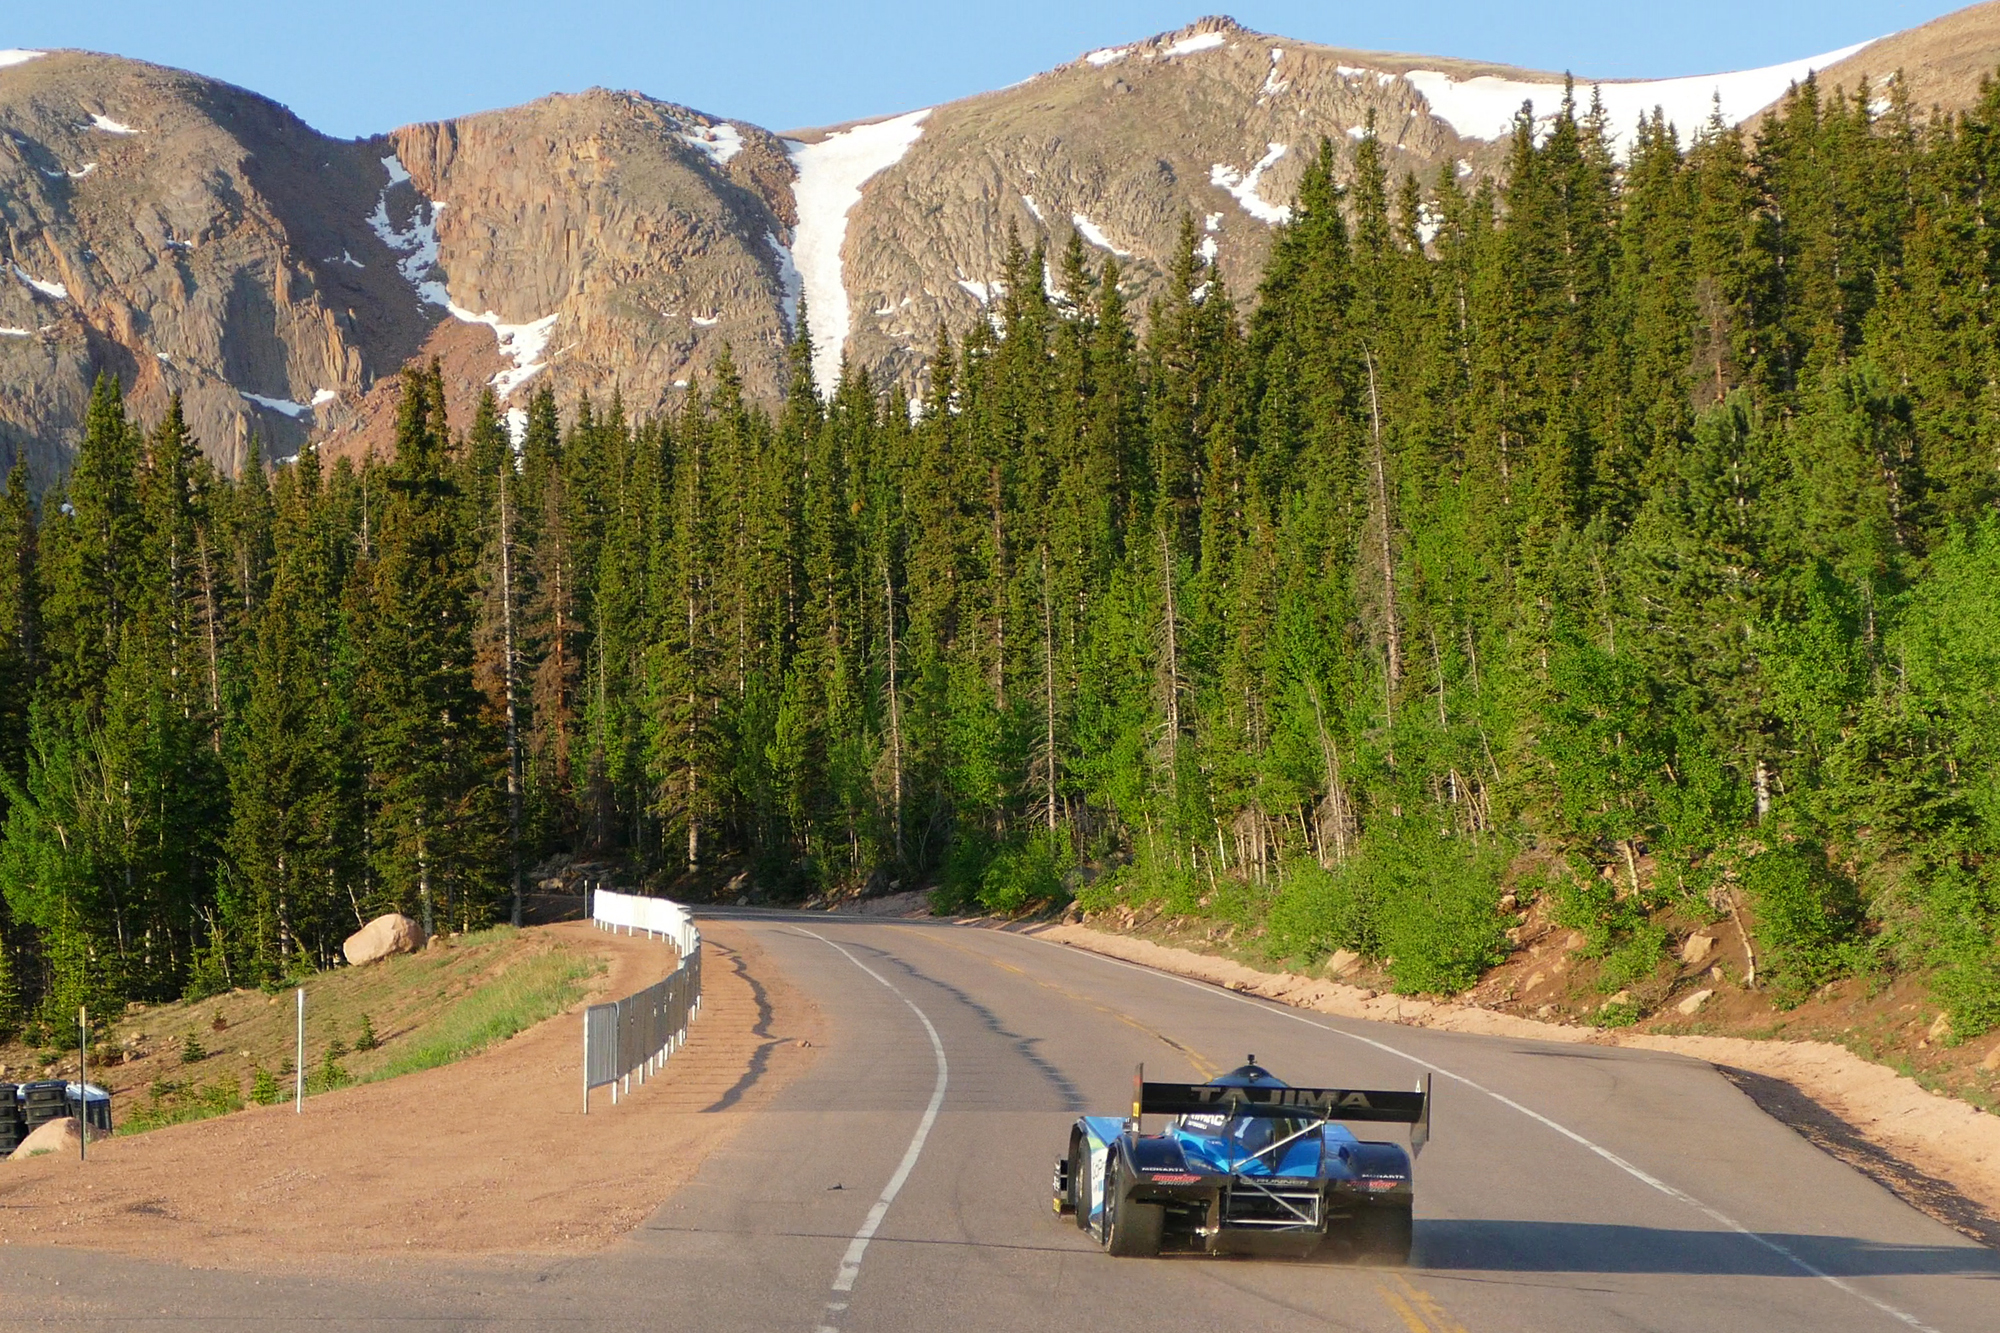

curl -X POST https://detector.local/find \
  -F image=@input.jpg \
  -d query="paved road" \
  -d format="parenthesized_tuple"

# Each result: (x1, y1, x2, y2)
(3, 911, 1995, 1330)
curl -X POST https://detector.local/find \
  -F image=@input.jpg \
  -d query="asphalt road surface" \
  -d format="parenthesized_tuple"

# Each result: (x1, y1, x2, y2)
(3, 910, 1996, 1330)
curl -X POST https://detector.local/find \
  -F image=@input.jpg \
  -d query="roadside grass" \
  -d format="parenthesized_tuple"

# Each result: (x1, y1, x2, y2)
(362, 944, 601, 1082)
(0, 924, 613, 1139)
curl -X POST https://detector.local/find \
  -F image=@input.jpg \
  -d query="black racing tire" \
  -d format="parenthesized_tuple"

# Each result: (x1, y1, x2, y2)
(1102, 1156, 1164, 1257)
(1353, 1203, 1413, 1266)
(1070, 1138, 1091, 1231)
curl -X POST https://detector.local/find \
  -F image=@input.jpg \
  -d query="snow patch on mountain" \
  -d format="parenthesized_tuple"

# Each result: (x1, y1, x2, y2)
(1085, 46, 1130, 67)
(454, 308, 559, 399)
(1211, 144, 1291, 225)
(12, 265, 67, 299)
(1260, 48, 1289, 98)
(1021, 194, 1044, 222)
(1072, 212, 1132, 256)
(768, 230, 802, 334)
(785, 107, 931, 395)
(368, 154, 449, 307)
(239, 391, 311, 419)
(1405, 37, 1877, 152)
(311, 388, 339, 407)
(682, 120, 744, 166)
(0, 327, 31, 337)
(1164, 32, 1227, 58)
(87, 113, 135, 134)
(0, 50, 44, 69)
(368, 153, 559, 398)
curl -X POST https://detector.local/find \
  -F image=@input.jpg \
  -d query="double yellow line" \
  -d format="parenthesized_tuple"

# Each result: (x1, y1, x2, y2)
(1377, 1272, 1468, 1333)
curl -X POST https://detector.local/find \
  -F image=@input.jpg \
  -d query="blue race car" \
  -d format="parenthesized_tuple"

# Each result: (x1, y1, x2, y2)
(1053, 1058, 1430, 1262)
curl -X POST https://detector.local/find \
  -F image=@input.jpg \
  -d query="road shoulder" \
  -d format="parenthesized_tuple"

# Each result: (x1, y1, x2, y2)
(0, 919, 819, 1266)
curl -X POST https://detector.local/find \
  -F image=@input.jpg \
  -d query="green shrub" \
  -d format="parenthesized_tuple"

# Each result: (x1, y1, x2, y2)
(1268, 819, 1507, 995)
(249, 1064, 280, 1106)
(180, 1032, 207, 1064)
(978, 829, 1071, 914)
(311, 1046, 352, 1092)
(1905, 864, 2000, 1040)
(355, 1013, 378, 1052)
(1265, 858, 1375, 965)
(1742, 841, 1865, 1005)
(119, 1075, 242, 1134)
(1598, 920, 1671, 993)
(1550, 865, 1669, 991)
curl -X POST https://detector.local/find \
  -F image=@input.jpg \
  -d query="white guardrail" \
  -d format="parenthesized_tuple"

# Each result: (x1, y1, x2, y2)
(584, 889, 702, 1112)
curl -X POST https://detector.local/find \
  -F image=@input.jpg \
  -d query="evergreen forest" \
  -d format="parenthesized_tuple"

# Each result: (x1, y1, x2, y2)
(8, 77, 2000, 1041)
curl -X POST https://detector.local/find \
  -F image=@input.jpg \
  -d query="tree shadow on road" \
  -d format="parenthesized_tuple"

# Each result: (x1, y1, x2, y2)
(1416, 1220, 2000, 1277)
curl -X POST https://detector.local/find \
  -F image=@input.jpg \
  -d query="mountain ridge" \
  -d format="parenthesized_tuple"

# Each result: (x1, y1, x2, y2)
(4, 5, 1996, 480)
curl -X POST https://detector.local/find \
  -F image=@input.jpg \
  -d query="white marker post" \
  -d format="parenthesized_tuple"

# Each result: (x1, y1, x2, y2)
(77, 1005, 87, 1162)
(295, 988, 305, 1113)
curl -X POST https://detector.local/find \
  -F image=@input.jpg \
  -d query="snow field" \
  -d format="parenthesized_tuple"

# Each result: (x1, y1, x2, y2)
(1210, 144, 1291, 225)
(682, 121, 744, 166)
(0, 50, 44, 69)
(784, 107, 931, 394)
(88, 113, 135, 134)
(1404, 37, 1877, 152)
(1163, 32, 1226, 59)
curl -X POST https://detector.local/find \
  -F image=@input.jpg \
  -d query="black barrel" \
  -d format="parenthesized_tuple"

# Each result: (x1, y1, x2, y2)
(0, 1084, 21, 1154)
(19, 1079, 68, 1131)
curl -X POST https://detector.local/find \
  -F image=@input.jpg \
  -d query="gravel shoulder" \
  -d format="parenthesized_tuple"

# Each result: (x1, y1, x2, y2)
(0, 919, 819, 1265)
(1021, 920, 2000, 1247)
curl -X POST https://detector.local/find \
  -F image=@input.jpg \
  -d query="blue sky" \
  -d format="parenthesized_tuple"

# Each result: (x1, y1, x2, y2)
(8, 1, 1960, 139)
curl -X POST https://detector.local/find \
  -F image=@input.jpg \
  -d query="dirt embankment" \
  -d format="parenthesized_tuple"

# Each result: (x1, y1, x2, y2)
(0, 919, 818, 1264)
(1024, 921, 2000, 1247)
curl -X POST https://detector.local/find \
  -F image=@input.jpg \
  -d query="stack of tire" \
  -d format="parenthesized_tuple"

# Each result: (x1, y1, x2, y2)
(0, 1084, 22, 1156)
(19, 1080, 70, 1136)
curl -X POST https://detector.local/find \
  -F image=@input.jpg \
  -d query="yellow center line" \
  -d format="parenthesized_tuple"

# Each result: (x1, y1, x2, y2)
(1390, 1272, 1469, 1333)
(1376, 1282, 1435, 1333)
(887, 926, 1219, 1078)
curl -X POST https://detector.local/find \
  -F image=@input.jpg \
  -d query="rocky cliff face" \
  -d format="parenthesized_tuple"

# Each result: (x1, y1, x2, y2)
(5, 6, 1997, 480)
(0, 51, 434, 484)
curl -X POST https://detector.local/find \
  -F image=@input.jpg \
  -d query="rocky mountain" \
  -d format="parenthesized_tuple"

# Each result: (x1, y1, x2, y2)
(4, 4, 1998, 481)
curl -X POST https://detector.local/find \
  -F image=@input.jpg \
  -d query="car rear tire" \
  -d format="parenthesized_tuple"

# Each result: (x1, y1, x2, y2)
(1102, 1157, 1164, 1257)
(1070, 1139, 1091, 1231)
(1354, 1203, 1413, 1266)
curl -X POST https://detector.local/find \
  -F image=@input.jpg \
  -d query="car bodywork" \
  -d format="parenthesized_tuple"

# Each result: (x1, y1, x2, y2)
(1053, 1059, 1430, 1261)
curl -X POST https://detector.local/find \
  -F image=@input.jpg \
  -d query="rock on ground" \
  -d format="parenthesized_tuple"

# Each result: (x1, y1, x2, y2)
(7, 1116, 106, 1161)
(343, 913, 426, 966)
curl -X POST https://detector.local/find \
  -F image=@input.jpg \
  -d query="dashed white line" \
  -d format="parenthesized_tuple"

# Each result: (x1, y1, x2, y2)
(1015, 931, 1946, 1333)
(792, 927, 949, 1326)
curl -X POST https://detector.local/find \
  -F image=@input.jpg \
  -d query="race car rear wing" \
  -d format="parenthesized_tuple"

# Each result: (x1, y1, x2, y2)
(1131, 1066, 1433, 1151)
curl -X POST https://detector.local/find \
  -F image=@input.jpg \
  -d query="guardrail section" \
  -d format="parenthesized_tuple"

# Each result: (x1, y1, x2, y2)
(584, 889, 702, 1111)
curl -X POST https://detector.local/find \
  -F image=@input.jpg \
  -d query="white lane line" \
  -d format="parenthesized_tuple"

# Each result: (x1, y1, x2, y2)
(1016, 932, 1945, 1333)
(792, 926, 949, 1321)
